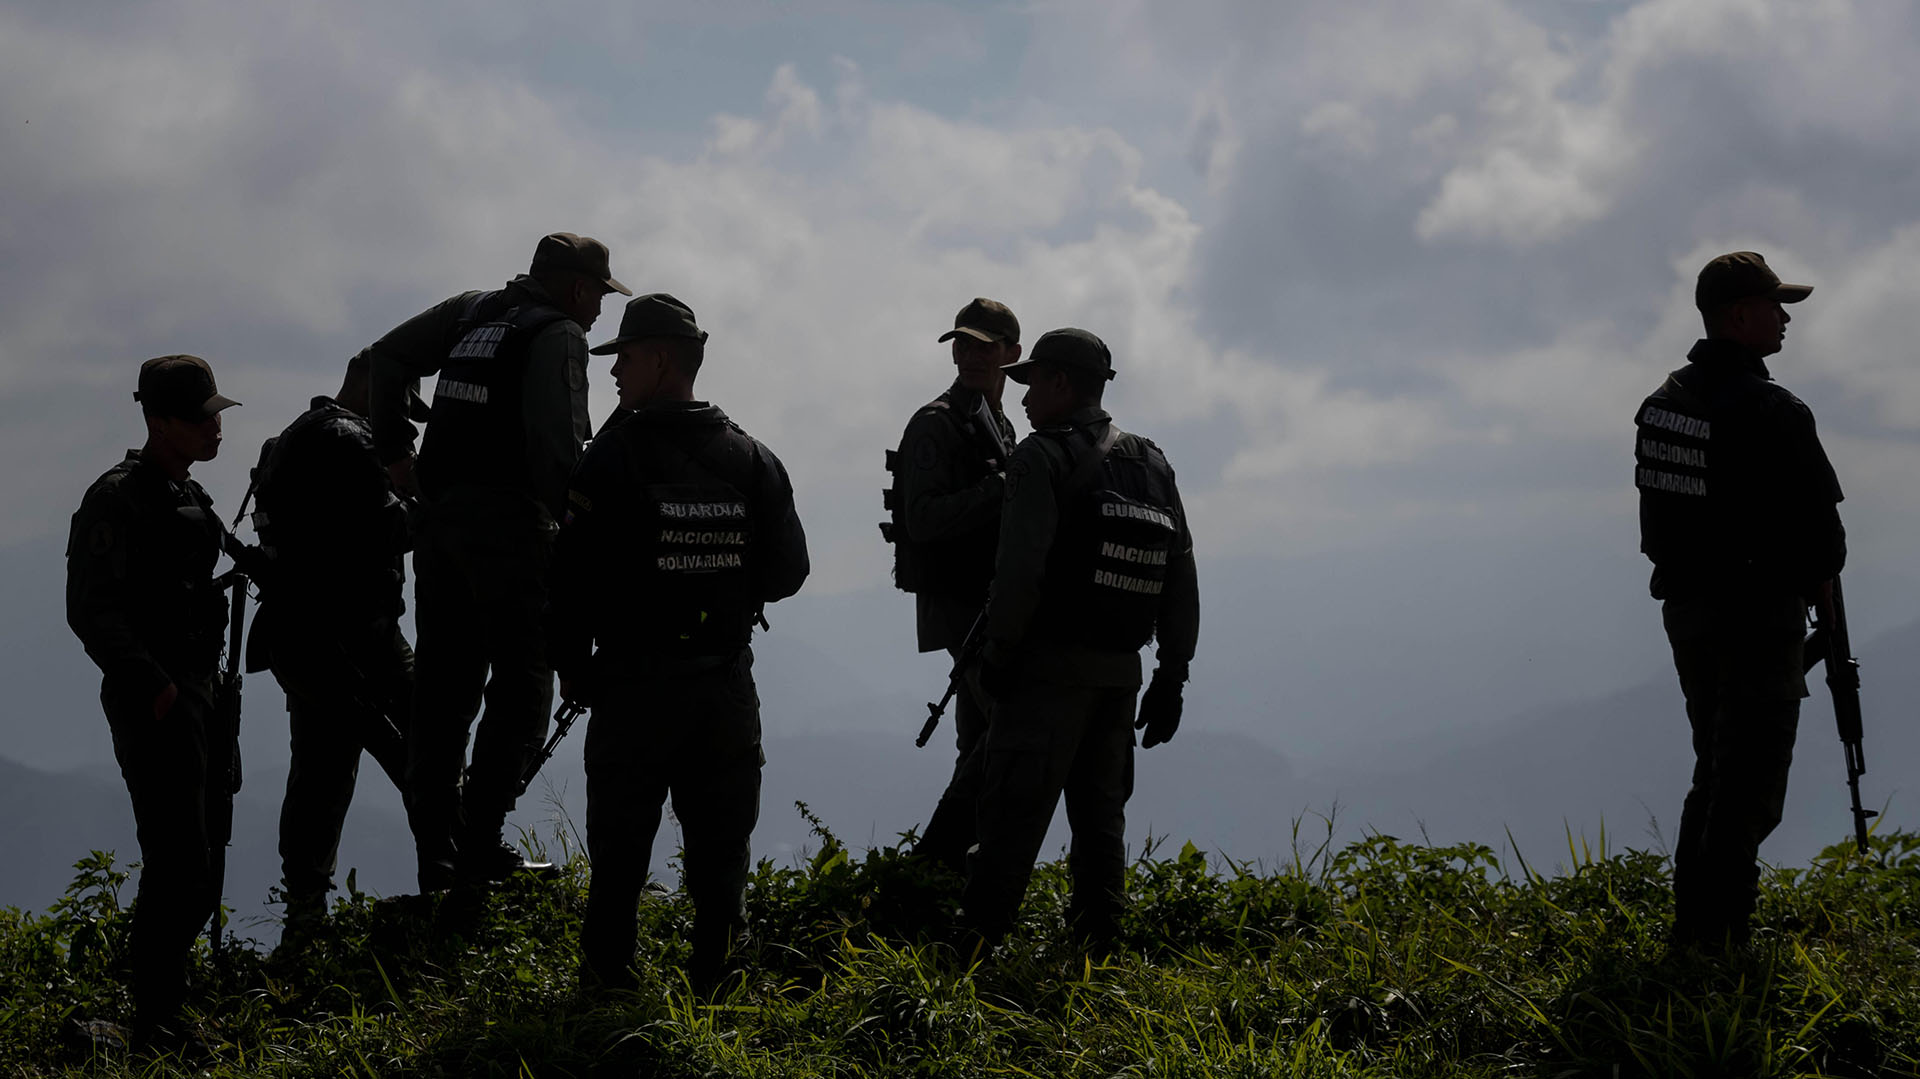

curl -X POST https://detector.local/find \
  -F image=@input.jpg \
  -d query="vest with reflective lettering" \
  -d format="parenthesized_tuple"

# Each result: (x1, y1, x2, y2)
(1635, 364, 1779, 596)
(417, 291, 569, 500)
(1038, 428, 1181, 651)
(608, 422, 761, 654)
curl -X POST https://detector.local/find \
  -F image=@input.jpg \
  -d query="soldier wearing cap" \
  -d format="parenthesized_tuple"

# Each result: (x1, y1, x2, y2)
(882, 298, 1022, 874)
(365, 232, 631, 888)
(550, 293, 809, 994)
(1635, 251, 1845, 950)
(249, 351, 424, 944)
(66, 355, 240, 1045)
(960, 328, 1200, 952)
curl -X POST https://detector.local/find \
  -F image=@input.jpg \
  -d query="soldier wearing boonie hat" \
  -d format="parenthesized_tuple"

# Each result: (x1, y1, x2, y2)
(880, 298, 1023, 880)
(360, 232, 630, 891)
(959, 327, 1201, 956)
(1635, 251, 1844, 952)
(67, 354, 240, 1048)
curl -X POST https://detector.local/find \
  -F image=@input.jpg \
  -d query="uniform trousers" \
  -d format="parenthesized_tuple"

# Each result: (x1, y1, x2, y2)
(103, 676, 220, 1028)
(271, 617, 414, 903)
(963, 680, 1136, 944)
(407, 508, 554, 868)
(913, 645, 991, 873)
(581, 650, 763, 988)
(1663, 593, 1806, 947)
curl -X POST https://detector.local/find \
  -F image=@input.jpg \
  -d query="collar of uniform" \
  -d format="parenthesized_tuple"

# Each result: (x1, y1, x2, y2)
(630, 400, 726, 424)
(505, 273, 558, 307)
(1687, 337, 1772, 381)
(1067, 405, 1112, 430)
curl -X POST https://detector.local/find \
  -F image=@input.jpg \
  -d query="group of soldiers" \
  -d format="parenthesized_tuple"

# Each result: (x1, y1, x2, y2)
(63, 234, 1848, 1050)
(64, 233, 1200, 1049)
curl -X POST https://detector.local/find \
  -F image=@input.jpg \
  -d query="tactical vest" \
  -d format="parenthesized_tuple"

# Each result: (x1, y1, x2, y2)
(608, 423, 761, 654)
(1635, 364, 1782, 596)
(880, 395, 1005, 595)
(1037, 427, 1182, 651)
(250, 401, 408, 615)
(417, 291, 569, 500)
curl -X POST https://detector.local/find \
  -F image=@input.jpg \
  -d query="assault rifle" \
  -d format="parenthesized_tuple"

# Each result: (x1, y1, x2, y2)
(918, 613, 986, 748)
(517, 698, 589, 797)
(207, 481, 260, 955)
(1802, 575, 1876, 855)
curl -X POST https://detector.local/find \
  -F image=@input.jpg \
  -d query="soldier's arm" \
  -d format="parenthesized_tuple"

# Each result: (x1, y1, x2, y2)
(521, 321, 592, 528)
(546, 448, 606, 686)
(366, 295, 471, 469)
(900, 411, 1003, 542)
(1155, 484, 1200, 670)
(1774, 394, 1847, 588)
(65, 486, 171, 700)
(753, 445, 811, 604)
(982, 437, 1061, 649)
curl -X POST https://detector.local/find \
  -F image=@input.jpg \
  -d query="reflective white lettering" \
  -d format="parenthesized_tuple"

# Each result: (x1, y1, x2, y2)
(1637, 467, 1707, 497)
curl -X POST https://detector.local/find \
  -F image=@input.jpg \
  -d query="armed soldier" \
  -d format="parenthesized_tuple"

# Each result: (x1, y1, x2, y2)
(960, 329, 1199, 953)
(883, 298, 1021, 873)
(551, 294, 809, 994)
(251, 352, 424, 942)
(66, 356, 240, 1050)
(1635, 252, 1845, 951)
(367, 233, 629, 889)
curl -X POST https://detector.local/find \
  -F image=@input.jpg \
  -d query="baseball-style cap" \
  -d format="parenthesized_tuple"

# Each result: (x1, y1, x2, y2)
(529, 232, 633, 296)
(134, 355, 240, 419)
(1695, 251, 1812, 311)
(1001, 327, 1114, 385)
(936, 297, 1020, 345)
(588, 293, 709, 355)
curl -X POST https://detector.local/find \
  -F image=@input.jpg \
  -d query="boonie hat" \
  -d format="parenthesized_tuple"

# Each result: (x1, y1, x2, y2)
(1695, 251, 1812, 311)
(530, 232, 633, 297)
(1001, 327, 1114, 385)
(134, 355, 240, 419)
(937, 298, 1020, 345)
(589, 293, 709, 355)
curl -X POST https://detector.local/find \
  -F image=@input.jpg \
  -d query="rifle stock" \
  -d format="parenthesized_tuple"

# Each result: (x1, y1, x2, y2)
(1803, 576, 1875, 854)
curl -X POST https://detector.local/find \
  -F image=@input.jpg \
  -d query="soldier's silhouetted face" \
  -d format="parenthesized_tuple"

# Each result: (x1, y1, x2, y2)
(951, 335, 1017, 394)
(1020, 365, 1076, 428)
(1711, 297, 1791, 357)
(148, 411, 222, 463)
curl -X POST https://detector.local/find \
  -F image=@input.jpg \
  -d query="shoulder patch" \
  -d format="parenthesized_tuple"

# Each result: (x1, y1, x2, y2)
(913, 438, 940, 471)
(1005, 456, 1031, 501)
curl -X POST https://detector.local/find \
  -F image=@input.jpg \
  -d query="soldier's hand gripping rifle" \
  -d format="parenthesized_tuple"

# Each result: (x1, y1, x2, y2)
(918, 613, 986, 748)
(1803, 575, 1876, 855)
(517, 698, 589, 797)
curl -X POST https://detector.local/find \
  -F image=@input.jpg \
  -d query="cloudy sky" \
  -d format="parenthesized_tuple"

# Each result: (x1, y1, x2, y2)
(4, 1, 1918, 848)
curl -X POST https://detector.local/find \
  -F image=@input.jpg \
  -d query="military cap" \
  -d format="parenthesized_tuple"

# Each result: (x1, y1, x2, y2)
(1001, 327, 1114, 384)
(937, 297, 1020, 346)
(589, 293, 709, 355)
(530, 232, 633, 297)
(134, 355, 240, 419)
(1695, 251, 1812, 311)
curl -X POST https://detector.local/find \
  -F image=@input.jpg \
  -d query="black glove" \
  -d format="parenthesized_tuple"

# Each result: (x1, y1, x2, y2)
(1135, 665, 1186, 749)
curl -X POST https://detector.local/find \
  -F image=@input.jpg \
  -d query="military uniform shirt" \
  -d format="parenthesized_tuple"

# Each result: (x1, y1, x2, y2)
(987, 406, 1199, 686)
(898, 381, 1016, 650)
(368, 274, 591, 527)
(67, 451, 227, 699)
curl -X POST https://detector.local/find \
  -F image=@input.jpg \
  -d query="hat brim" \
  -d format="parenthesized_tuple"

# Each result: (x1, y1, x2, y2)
(1775, 283, 1813, 304)
(199, 392, 241, 416)
(603, 276, 634, 297)
(1000, 358, 1044, 384)
(938, 326, 1003, 344)
(588, 336, 634, 356)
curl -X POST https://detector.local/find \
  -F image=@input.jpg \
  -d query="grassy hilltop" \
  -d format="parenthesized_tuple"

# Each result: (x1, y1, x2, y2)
(3, 819, 1918, 1078)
